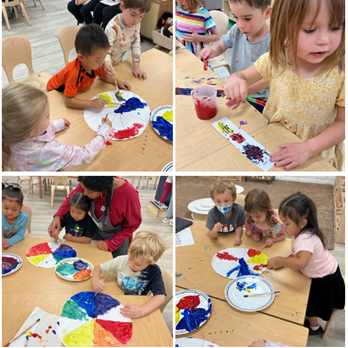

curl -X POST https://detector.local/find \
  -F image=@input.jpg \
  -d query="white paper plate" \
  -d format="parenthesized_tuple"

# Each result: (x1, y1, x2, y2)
(150, 105, 173, 142)
(212, 248, 268, 279)
(175, 289, 212, 335)
(55, 257, 94, 281)
(175, 337, 220, 347)
(225, 275, 275, 312)
(2, 253, 22, 276)
(161, 161, 173, 172)
(84, 90, 150, 141)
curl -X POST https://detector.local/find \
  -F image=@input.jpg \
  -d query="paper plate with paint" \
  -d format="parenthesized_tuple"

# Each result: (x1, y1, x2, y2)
(2, 253, 22, 276)
(56, 257, 94, 281)
(175, 289, 212, 335)
(212, 248, 268, 279)
(176, 337, 220, 347)
(150, 105, 173, 142)
(26, 242, 77, 268)
(161, 161, 173, 172)
(225, 275, 275, 312)
(84, 90, 150, 141)
(60, 291, 132, 347)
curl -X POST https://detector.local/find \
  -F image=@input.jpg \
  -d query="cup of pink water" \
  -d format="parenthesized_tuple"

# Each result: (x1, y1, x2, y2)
(191, 86, 217, 120)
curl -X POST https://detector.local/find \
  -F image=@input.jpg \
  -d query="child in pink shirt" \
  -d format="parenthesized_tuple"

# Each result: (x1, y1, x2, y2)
(268, 192, 345, 336)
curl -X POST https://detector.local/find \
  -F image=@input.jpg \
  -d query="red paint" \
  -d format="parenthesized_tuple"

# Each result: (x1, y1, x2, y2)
(105, 140, 112, 146)
(96, 320, 133, 345)
(109, 123, 144, 140)
(48, 326, 52, 329)
(194, 99, 217, 120)
(204, 58, 208, 70)
(230, 132, 245, 143)
(176, 295, 200, 312)
(26, 242, 52, 257)
(31, 333, 42, 339)
(253, 264, 267, 270)
(73, 269, 91, 280)
(247, 249, 261, 258)
(215, 251, 239, 261)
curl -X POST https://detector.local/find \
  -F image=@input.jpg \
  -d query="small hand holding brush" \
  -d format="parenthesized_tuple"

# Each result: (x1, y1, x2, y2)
(93, 270, 109, 299)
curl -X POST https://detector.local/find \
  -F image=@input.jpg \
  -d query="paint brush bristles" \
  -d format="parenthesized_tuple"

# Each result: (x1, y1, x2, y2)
(244, 291, 280, 298)
(93, 271, 110, 299)
(3, 318, 41, 347)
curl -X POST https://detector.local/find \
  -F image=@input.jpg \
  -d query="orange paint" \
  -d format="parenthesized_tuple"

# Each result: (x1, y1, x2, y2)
(73, 269, 91, 280)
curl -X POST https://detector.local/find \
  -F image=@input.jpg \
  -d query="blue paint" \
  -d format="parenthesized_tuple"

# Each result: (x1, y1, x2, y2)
(53, 244, 73, 253)
(73, 260, 88, 270)
(188, 267, 192, 270)
(113, 97, 147, 115)
(57, 322, 60, 325)
(151, 117, 173, 142)
(226, 258, 259, 277)
(52, 249, 77, 263)
(176, 273, 182, 278)
(52, 330, 56, 335)
(236, 281, 257, 292)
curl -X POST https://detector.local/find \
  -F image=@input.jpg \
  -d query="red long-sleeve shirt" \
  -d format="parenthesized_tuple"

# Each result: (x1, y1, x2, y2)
(54, 179, 142, 252)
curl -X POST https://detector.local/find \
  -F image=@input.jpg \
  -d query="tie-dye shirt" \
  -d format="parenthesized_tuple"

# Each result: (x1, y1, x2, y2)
(175, 5, 216, 58)
(7, 119, 111, 171)
(2, 211, 28, 246)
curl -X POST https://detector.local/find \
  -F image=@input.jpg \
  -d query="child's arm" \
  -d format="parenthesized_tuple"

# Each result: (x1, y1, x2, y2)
(120, 295, 165, 319)
(4, 214, 28, 247)
(265, 230, 286, 247)
(271, 106, 345, 170)
(234, 226, 243, 246)
(268, 251, 311, 270)
(184, 27, 219, 44)
(92, 265, 107, 292)
(200, 41, 227, 60)
(64, 95, 107, 110)
(131, 27, 146, 80)
(209, 222, 223, 239)
(64, 234, 92, 244)
(100, 73, 131, 91)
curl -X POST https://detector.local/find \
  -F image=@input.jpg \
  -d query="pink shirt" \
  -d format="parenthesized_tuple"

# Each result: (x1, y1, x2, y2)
(291, 232, 337, 278)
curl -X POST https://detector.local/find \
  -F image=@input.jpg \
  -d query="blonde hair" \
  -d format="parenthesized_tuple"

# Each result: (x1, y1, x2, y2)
(129, 231, 169, 263)
(2, 83, 47, 170)
(269, 0, 345, 77)
(180, 0, 201, 11)
(210, 178, 237, 200)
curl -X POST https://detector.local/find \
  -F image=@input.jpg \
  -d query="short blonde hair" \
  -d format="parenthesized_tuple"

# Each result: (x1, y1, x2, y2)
(210, 178, 237, 200)
(129, 231, 168, 263)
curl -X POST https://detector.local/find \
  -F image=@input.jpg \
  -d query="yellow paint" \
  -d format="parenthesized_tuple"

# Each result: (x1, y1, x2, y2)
(28, 254, 50, 266)
(98, 93, 113, 103)
(175, 306, 180, 325)
(161, 110, 173, 122)
(246, 253, 268, 265)
(63, 319, 95, 347)
(217, 122, 233, 134)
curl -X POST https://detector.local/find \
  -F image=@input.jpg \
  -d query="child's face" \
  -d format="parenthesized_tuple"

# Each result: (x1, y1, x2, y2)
(213, 190, 235, 207)
(78, 47, 109, 71)
(297, 0, 342, 65)
(128, 254, 153, 272)
(2, 198, 21, 220)
(249, 210, 267, 224)
(279, 212, 301, 237)
(120, 3, 146, 28)
(28, 102, 50, 137)
(70, 205, 86, 222)
(229, 1, 271, 37)
(176, 0, 189, 11)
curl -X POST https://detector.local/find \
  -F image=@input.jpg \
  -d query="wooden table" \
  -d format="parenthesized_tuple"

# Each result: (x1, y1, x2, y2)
(176, 47, 337, 171)
(2, 237, 172, 347)
(176, 220, 311, 326)
(48, 48, 172, 171)
(175, 288, 309, 347)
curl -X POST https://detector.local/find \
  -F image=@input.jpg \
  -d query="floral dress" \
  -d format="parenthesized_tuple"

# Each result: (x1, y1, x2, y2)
(245, 214, 284, 238)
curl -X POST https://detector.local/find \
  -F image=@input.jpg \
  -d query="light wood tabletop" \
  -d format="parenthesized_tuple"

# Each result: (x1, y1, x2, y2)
(47, 48, 173, 171)
(175, 288, 309, 347)
(176, 220, 311, 325)
(175, 47, 337, 172)
(2, 237, 172, 347)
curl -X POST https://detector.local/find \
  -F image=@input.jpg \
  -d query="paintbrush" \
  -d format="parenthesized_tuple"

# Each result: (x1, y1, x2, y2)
(244, 291, 280, 298)
(246, 96, 266, 106)
(106, 102, 123, 107)
(108, 64, 125, 102)
(105, 113, 108, 121)
(256, 245, 267, 252)
(4, 318, 41, 347)
(93, 271, 110, 299)
(203, 58, 208, 71)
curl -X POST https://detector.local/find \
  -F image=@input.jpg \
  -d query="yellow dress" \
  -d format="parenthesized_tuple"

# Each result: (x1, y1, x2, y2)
(254, 52, 345, 170)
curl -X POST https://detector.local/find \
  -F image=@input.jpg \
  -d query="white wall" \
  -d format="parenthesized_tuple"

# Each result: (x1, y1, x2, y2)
(275, 176, 336, 186)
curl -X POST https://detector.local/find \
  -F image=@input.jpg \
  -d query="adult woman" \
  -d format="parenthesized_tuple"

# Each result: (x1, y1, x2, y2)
(67, 0, 100, 25)
(48, 176, 142, 258)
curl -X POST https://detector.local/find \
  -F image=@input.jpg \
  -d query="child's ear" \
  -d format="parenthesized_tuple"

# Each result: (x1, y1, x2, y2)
(120, 1, 125, 11)
(77, 53, 84, 61)
(232, 196, 237, 203)
(265, 6, 272, 20)
(300, 219, 308, 229)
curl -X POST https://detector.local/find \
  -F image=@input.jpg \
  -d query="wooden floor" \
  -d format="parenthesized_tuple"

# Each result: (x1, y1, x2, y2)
(2, 175, 173, 335)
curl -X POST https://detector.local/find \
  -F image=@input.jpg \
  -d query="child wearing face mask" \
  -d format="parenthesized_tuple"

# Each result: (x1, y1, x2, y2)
(206, 178, 246, 245)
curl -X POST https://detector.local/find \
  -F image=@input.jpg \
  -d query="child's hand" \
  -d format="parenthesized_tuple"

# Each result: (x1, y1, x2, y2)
(213, 222, 223, 233)
(234, 236, 242, 246)
(265, 238, 273, 247)
(200, 47, 215, 60)
(252, 233, 261, 242)
(183, 29, 200, 43)
(102, 117, 112, 127)
(225, 99, 242, 110)
(93, 279, 107, 293)
(63, 118, 70, 128)
(96, 241, 109, 251)
(64, 233, 72, 241)
(267, 257, 283, 270)
(117, 80, 131, 91)
(271, 142, 312, 170)
(224, 77, 249, 103)
(103, 62, 114, 78)
(133, 68, 147, 80)
(90, 98, 107, 109)
(249, 340, 266, 347)
(120, 304, 143, 318)
(2, 239, 9, 248)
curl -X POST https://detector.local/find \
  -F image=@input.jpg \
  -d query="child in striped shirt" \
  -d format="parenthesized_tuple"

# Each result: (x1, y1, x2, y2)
(175, 0, 219, 59)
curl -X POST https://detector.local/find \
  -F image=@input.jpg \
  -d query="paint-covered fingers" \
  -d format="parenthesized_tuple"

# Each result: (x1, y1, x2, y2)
(63, 118, 70, 128)
(2, 239, 9, 249)
(200, 48, 214, 60)
(234, 236, 242, 246)
(90, 98, 107, 109)
(224, 79, 249, 104)
(120, 304, 143, 318)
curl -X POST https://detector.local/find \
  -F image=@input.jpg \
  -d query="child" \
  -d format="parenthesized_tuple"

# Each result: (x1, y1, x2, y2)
(268, 192, 345, 335)
(206, 178, 246, 245)
(92, 231, 169, 318)
(2, 83, 112, 171)
(60, 193, 95, 244)
(200, 0, 272, 113)
(244, 188, 285, 247)
(47, 24, 131, 109)
(105, 0, 151, 80)
(2, 183, 28, 249)
(175, 0, 219, 59)
(224, 0, 345, 170)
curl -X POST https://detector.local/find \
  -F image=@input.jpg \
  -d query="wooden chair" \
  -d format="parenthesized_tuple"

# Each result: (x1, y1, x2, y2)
(209, 10, 231, 74)
(28, 0, 44, 11)
(58, 25, 80, 65)
(2, 36, 52, 91)
(2, 0, 30, 31)
(21, 204, 32, 236)
(51, 177, 70, 208)
(17, 176, 32, 190)
(159, 269, 173, 312)
(28, 177, 46, 198)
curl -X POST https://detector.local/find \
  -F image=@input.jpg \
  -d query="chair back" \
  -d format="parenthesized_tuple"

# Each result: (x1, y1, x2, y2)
(159, 268, 173, 312)
(58, 25, 80, 65)
(21, 204, 32, 235)
(209, 10, 229, 44)
(2, 36, 35, 84)
(54, 176, 69, 189)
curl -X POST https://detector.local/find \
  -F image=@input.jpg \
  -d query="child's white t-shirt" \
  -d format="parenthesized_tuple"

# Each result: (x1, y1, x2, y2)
(291, 232, 337, 278)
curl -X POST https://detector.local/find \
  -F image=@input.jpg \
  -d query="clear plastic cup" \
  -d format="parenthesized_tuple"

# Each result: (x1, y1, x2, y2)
(191, 86, 217, 120)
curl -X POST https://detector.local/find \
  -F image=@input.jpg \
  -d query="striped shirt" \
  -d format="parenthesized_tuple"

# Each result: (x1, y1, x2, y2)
(175, 5, 216, 58)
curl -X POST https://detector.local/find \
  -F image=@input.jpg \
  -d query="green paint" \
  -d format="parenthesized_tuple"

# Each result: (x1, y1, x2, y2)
(56, 263, 76, 276)
(61, 300, 89, 321)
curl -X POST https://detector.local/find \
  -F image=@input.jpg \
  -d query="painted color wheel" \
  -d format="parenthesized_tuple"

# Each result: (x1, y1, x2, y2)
(26, 242, 77, 268)
(61, 291, 132, 347)
(212, 248, 268, 279)
(2, 253, 22, 276)
(55, 257, 94, 281)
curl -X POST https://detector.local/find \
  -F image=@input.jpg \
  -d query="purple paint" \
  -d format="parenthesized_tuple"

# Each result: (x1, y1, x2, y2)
(52, 244, 73, 254)
(73, 260, 88, 270)
(239, 121, 247, 125)
(2, 256, 19, 275)
(113, 97, 147, 115)
(242, 144, 270, 163)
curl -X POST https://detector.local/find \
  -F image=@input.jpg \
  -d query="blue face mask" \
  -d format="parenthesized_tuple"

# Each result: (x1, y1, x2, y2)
(216, 203, 233, 215)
